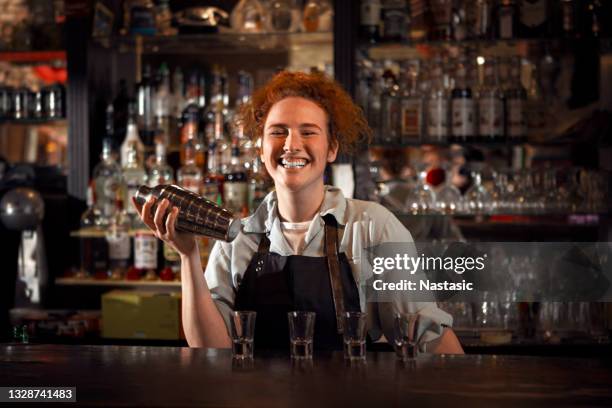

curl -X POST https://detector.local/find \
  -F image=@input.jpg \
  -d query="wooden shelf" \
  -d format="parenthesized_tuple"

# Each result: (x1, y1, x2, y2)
(56, 277, 180, 288)
(71, 228, 155, 238)
(0, 50, 66, 63)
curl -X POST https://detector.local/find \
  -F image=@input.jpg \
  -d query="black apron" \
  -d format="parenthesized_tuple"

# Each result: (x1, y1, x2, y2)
(234, 214, 361, 351)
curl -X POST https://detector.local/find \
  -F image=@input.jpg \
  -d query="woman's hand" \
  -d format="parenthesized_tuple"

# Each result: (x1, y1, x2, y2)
(132, 196, 197, 257)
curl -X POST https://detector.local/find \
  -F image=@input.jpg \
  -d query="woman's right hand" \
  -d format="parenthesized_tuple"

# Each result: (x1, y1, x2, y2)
(132, 196, 197, 257)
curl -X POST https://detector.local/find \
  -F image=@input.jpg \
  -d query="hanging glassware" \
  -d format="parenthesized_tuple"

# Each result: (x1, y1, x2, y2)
(404, 171, 436, 215)
(464, 171, 491, 215)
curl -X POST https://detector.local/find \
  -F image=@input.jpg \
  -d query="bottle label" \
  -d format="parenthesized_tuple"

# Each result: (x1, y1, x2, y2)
(107, 232, 131, 260)
(478, 97, 504, 136)
(507, 98, 526, 137)
(360, 0, 381, 26)
(427, 99, 448, 139)
(223, 181, 248, 214)
(382, 9, 407, 39)
(163, 242, 180, 263)
(134, 233, 158, 269)
(451, 98, 475, 137)
(400, 99, 422, 139)
(520, 0, 546, 28)
(126, 184, 139, 214)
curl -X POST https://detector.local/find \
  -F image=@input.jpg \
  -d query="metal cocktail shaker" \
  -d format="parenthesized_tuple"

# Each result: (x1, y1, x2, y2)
(134, 184, 241, 242)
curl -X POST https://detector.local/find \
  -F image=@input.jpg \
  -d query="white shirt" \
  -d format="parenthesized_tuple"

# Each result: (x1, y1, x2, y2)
(205, 186, 452, 344)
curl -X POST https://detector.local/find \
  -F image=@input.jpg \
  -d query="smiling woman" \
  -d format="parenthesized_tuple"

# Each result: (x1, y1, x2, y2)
(134, 71, 463, 355)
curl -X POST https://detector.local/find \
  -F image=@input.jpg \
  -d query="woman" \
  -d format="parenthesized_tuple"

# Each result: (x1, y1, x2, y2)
(135, 71, 463, 353)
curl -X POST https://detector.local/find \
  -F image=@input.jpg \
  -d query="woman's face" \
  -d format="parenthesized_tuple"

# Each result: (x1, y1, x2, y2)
(261, 97, 338, 195)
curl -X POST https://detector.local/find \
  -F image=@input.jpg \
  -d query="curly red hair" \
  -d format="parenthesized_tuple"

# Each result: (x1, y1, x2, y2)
(239, 71, 371, 155)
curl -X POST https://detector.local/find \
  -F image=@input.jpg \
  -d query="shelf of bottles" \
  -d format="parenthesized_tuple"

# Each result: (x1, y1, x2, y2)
(96, 0, 333, 55)
(71, 62, 272, 285)
(357, 0, 610, 148)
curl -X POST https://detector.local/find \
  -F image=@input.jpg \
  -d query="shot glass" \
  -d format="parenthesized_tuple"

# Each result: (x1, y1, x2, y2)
(230, 311, 256, 359)
(343, 311, 367, 360)
(394, 313, 420, 360)
(287, 311, 316, 359)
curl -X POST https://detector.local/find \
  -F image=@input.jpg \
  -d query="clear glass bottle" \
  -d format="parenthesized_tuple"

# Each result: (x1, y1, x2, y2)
(148, 141, 174, 187)
(223, 139, 249, 216)
(93, 138, 122, 221)
(399, 60, 424, 143)
(478, 57, 505, 142)
(450, 57, 475, 143)
(465, 172, 492, 215)
(230, 0, 268, 33)
(380, 67, 401, 145)
(435, 167, 463, 214)
(204, 139, 224, 205)
(505, 57, 527, 142)
(426, 60, 449, 142)
(106, 193, 131, 280)
(79, 184, 109, 279)
(153, 63, 172, 147)
(122, 144, 148, 225)
(136, 64, 155, 145)
(270, 0, 295, 32)
(177, 140, 203, 194)
(474, 0, 493, 39)
(120, 103, 145, 168)
(214, 111, 231, 174)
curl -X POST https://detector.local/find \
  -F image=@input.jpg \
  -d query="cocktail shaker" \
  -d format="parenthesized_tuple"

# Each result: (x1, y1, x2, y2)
(134, 184, 241, 242)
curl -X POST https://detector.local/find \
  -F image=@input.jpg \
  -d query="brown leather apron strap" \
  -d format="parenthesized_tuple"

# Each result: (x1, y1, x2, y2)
(323, 215, 345, 334)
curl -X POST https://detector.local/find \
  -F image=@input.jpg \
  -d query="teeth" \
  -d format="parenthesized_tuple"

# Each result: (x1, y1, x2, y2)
(281, 158, 307, 168)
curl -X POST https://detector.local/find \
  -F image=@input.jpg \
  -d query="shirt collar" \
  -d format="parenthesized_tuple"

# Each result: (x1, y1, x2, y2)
(241, 185, 347, 234)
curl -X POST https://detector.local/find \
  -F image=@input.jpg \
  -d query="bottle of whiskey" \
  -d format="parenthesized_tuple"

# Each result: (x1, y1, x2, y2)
(399, 60, 424, 143)
(450, 58, 475, 143)
(505, 57, 527, 142)
(177, 140, 203, 194)
(478, 57, 505, 142)
(223, 138, 249, 216)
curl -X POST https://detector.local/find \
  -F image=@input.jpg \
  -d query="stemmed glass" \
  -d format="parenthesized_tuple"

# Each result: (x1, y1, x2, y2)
(404, 171, 436, 215)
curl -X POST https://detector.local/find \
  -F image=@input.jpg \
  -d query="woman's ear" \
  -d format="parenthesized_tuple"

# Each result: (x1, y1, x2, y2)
(327, 139, 339, 163)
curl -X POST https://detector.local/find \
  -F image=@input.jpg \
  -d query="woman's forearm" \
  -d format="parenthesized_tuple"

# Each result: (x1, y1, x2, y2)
(180, 250, 231, 348)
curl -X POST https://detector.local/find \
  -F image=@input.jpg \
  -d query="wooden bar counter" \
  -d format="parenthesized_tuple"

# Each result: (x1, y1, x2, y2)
(1, 344, 611, 407)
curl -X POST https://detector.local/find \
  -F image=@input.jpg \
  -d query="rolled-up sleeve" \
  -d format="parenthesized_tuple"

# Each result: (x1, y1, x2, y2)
(373, 209, 453, 347)
(204, 241, 235, 334)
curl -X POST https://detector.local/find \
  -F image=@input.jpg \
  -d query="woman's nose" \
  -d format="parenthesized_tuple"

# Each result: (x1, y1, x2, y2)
(283, 130, 303, 152)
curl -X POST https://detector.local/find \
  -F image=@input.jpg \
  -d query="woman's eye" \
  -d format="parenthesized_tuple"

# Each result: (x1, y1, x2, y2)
(301, 131, 316, 136)
(269, 130, 286, 136)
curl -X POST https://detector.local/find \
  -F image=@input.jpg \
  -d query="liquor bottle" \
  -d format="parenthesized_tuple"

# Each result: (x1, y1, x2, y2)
(180, 113, 205, 168)
(450, 58, 475, 143)
(113, 79, 130, 147)
(106, 193, 131, 280)
(474, 0, 493, 39)
(122, 144, 148, 225)
(426, 60, 450, 142)
(478, 57, 505, 142)
(450, 0, 468, 41)
(93, 138, 122, 220)
(148, 141, 174, 187)
(79, 185, 109, 279)
(132, 229, 158, 281)
(120, 103, 145, 168)
(496, 0, 517, 40)
(235, 71, 254, 112)
(177, 140, 203, 194)
(270, 0, 295, 32)
(172, 66, 185, 133)
(202, 139, 223, 205)
(360, 0, 381, 43)
(367, 68, 384, 144)
(153, 63, 172, 146)
(505, 57, 527, 142)
(559, 0, 576, 38)
(105, 103, 118, 151)
(518, 0, 550, 38)
(409, 0, 432, 41)
(399, 61, 424, 143)
(525, 63, 546, 134)
(223, 139, 249, 216)
(429, 0, 452, 41)
(136, 64, 155, 145)
(249, 156, 271, 213)
(214, 111, 231, 174)
(380, 0, 408, 42)
(303, 0, 329, 32)
(380, 67, 400, 144)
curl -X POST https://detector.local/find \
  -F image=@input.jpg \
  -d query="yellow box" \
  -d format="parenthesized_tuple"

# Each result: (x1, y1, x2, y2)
(102, 291, 182, 340)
